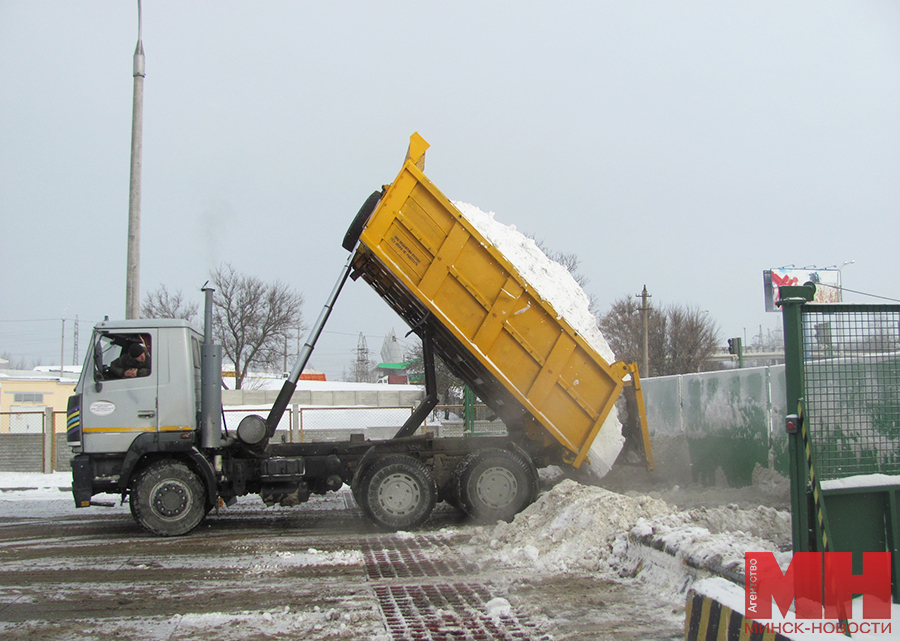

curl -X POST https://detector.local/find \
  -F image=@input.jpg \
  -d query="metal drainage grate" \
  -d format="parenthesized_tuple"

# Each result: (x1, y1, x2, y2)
(359, 535, 477, 580)
(375, 582, 546, 641)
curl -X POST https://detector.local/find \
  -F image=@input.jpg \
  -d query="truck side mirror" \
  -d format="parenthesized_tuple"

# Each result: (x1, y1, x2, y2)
(93, 339, 105, 392)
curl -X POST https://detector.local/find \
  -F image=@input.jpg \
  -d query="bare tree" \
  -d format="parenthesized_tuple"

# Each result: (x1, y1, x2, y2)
(0, 351, 28, 370)
(211, 264, 305, 390)
(598, 296, 720, 376)
(750, 328, 784, 352)
(598, 296, 667, 372)
(141, 285, 199, 322)
(664, 305, 720, 374)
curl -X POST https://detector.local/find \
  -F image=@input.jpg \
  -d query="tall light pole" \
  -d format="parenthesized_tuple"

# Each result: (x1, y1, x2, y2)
(636, 285, 651, 378)
(824, 260, 855, 302)
(125, 0, 145, 319)
(837, 260, 855, 301)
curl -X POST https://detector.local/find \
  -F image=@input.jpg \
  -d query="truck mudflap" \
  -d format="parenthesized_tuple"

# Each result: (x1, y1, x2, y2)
(71, 455, 93, 508)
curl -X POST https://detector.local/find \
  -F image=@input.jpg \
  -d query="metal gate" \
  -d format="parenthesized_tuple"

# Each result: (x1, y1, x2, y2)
(781, 283, 900, 601)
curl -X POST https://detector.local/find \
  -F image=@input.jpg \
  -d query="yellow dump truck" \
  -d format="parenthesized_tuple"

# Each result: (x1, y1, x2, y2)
(69, 133, 650, 537)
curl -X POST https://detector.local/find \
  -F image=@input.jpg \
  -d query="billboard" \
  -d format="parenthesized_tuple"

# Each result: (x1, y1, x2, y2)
(764, 268, 842, 312)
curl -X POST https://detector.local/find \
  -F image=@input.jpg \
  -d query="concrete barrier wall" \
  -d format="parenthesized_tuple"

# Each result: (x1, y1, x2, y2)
(221, 387, 424, 409)
(0, 434, 44, 472)
(0, 387, 426, 473)
(2, 370, 789, 486)
(0, 433, 73, 473)
(642, 365, 786, 486)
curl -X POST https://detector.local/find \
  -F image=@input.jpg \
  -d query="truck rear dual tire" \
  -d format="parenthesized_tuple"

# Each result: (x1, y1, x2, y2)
(356, 454, 436, 531)
(453, 448, 538, 523)
(130, 460, 207, 537)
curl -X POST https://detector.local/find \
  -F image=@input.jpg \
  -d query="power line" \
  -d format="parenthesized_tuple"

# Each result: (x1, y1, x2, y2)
(322, 329, 415, 342)
(837, 286, 900, 304)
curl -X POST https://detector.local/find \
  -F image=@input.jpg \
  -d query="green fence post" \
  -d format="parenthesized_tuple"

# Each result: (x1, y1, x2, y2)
(779, 284, 816, 553)
(463, 386, 475, 434)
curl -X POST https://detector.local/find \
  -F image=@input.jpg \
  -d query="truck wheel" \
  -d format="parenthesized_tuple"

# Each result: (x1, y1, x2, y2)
(130, 460, 207, 536)
(455, 448, 538, 523)
(441, 463, 464, 512)
(358, 454, 436, 531)
(342, 190, 382, 251)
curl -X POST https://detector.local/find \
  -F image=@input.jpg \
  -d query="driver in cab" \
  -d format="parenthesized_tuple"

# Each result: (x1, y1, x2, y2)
(108, 343, 150, 379)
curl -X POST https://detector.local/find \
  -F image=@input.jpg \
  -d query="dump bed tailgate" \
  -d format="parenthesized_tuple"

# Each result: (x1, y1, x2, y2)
(350, 134, 630, 468)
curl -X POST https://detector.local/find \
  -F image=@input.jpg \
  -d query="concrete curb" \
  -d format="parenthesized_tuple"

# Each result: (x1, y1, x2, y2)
(685, 580, 794, 641)
(627, 529, 747, 587)
(0, 487, 72, 492)
(623, 532, 802, 640)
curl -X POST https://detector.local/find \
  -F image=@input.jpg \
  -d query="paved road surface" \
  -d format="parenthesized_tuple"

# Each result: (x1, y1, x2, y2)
(0, 491, 683, 640)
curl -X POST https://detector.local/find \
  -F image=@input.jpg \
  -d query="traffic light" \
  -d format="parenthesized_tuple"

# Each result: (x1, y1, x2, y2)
(727, 337, 744, 368)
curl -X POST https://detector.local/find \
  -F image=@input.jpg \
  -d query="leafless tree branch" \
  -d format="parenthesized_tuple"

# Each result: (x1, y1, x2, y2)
(598, 296, 720, 375)
(211, 264, 305, 389)
(141, 285, 199, 322)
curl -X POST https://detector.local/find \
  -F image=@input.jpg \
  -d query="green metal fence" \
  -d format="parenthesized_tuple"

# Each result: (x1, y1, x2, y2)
(800, 304, 900, 480)
(782, 285, 900, 599)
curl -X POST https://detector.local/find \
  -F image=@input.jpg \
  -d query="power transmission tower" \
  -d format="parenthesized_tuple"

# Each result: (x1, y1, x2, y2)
(354, 333, 372, 383)
(73, 316, 79, 366)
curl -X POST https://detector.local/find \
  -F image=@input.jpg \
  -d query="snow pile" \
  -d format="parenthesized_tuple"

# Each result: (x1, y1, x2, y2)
(656, 504, 792, 550)
(472, 478, 791, 589)
(484, 597, 512, 620)
(625, 507, 789, 581)
(471, 479, 670, 573)
(820, 472, 900, 491)
(453, 202, 623, 476)
(264, 548, 364, 568)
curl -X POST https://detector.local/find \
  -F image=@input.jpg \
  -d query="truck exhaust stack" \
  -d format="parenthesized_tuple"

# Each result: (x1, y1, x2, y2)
(200, 285, 223, 449)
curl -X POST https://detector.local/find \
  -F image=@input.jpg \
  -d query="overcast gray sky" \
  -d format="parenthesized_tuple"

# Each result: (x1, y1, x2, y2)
(2, 1, 898, 378)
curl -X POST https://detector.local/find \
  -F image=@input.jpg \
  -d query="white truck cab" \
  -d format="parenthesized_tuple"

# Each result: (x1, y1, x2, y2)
(68, 318, 220, 536)
(70, 319, 203, 455)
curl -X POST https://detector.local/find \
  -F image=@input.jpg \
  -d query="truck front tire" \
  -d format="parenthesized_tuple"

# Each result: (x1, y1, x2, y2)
(130, 460, 207, 536)
(455, 448, 538, 523)
(358, 454, 436, 531)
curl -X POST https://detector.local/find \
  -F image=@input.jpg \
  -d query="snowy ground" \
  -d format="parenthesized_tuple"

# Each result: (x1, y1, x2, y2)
(1, 470, 894, 640)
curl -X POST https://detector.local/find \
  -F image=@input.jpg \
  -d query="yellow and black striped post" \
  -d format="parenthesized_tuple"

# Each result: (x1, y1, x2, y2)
(798, 407, 852, 633)
(799, 406, 833, 553)
(684, 589, 794, 641)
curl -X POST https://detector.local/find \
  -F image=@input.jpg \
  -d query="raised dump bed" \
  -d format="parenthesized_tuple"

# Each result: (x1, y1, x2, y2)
(348, 133, 648, 475)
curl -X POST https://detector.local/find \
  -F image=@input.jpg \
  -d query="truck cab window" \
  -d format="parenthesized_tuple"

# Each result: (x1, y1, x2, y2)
(94, 333, 152, 381)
